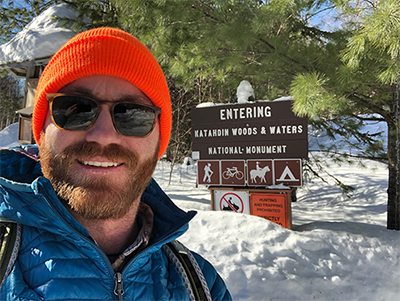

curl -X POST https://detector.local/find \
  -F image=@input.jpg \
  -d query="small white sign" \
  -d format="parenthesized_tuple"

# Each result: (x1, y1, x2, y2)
(192, 151, 200, 160)
(213, 190, 250, 214)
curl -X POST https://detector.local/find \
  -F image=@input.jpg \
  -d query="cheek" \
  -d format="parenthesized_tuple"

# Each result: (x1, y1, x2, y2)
(147, 122, 161, 151)
(41, 113, 79, 153)
(41, 114, 58, 151)
(126, 123, 160, 157)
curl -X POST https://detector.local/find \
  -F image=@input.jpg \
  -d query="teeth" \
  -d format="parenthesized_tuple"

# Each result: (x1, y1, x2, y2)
(83, 161, 120, 168)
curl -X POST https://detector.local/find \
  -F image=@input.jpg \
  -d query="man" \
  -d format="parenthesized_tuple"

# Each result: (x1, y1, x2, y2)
(0, 27, 231, 301)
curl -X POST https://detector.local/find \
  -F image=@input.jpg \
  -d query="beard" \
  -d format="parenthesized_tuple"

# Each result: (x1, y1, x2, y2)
(40, 136, 159, 220)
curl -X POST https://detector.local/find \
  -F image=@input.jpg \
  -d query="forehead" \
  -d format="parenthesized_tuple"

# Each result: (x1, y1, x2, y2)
(58, 75, 153, 106)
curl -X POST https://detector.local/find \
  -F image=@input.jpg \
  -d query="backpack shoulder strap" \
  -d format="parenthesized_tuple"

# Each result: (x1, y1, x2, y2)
(163, 240, 212, 301)
(0, 218, 21, 290)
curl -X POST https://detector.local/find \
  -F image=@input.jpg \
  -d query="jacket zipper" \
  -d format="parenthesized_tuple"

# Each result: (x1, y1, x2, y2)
(40, 191, 119, 299)
(40, 185, 195, 300)
(114, 272, 124, 301)
(114, 228, 192, 299)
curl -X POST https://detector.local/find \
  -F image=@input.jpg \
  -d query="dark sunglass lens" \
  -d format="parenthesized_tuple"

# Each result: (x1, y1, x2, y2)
(113, 104, 156, 137)
(51, 96, 97, 130)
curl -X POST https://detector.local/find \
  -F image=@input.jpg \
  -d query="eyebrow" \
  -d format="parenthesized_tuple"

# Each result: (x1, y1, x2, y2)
(58, 86, 153, 105)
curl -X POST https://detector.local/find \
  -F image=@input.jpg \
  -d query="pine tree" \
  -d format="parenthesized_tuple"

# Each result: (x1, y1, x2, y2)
(290, 0, 400, 229)
(139, 1, 340, 99)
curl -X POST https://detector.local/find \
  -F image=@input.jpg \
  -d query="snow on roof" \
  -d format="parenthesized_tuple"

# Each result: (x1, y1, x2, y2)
(0, 3, 87, 67)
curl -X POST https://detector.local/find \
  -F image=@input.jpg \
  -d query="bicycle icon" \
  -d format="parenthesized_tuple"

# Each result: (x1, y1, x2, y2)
(222, 166, 244, 180)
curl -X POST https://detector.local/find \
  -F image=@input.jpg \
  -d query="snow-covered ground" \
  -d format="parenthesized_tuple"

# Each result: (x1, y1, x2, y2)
(1, 124, 399, 300)
(155, 159, 398, 301)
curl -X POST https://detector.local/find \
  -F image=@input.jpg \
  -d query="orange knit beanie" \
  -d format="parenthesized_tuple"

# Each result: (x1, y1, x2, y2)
(33, 27, 171, 159)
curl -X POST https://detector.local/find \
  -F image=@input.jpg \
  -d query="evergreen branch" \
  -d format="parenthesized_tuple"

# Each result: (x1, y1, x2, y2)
(301, 23, 340, 41)
(309, 149, 387, 163)
(365, 0, 378, 8)
(257, 38, 310, 72)
(0, 8, 30, 29)
(305, 5, 336, 23)
(306, 153, 356, 196)
(350, 114, 386, 122)
(303, 160, 331, 185)
(347, 92, 389, 118)
(192, 0, 222, 24)
(256, 38, 277, 53)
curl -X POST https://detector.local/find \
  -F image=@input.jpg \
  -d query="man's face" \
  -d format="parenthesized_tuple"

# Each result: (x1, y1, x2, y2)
(40, 75, 160, 220)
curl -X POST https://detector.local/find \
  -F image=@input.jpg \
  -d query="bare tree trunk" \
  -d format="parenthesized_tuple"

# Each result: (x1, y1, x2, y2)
(168, 144, 179, 185)
(387, 83, 400, 230)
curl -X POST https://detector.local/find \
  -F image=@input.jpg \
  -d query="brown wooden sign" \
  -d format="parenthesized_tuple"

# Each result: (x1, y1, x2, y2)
(191, 101, 308, 160)
(197, 160, 220, 185)
(220, 160, 246, 186)
(274, 159, 302, 186)
(197, 159, 302, 187)
(247, 160, 273, 186)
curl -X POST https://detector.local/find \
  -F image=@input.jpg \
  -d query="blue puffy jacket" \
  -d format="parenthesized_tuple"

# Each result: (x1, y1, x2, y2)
(0, 145, 231, 301)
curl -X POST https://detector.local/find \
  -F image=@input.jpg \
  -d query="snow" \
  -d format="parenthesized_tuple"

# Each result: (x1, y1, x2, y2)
(0, 4, 87, 66)
(0, 123, 19, 148)
(195, 96, 295, 108)
(309, 116, 388, 154)
(237, 80, 255, 103)
(196, 102, 217, 108)
(155, 159, 399, 301)
(1, 122, 399, 300)
(271, 96, 294, 102)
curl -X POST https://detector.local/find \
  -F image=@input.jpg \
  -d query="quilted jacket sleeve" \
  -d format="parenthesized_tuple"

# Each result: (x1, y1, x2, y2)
(192, 252, 232, 301)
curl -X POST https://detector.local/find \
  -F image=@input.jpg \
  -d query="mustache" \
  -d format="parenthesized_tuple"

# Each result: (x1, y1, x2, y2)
(57, 141, 138, 168)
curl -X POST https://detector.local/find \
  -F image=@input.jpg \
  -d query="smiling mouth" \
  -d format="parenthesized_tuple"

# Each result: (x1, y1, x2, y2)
(79, 160, 123, 168)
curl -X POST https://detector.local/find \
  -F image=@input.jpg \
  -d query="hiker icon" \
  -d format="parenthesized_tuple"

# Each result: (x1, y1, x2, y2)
(203, 163, 213, 183)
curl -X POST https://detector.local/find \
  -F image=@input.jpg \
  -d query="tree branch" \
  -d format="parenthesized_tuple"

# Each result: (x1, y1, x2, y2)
(309, 149, 388, 163)
(350, 114, 386, 122)
(347, 93, 390, 119)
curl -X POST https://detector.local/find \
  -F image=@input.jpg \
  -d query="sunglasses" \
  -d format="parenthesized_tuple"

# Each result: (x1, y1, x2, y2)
(46, 93, 161, 137)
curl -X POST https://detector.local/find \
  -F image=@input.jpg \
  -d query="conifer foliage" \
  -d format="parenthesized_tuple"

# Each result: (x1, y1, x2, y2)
(290, 0, 400, 230)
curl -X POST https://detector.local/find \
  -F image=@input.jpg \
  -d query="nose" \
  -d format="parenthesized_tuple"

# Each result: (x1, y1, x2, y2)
(85, 105, 122, 145)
